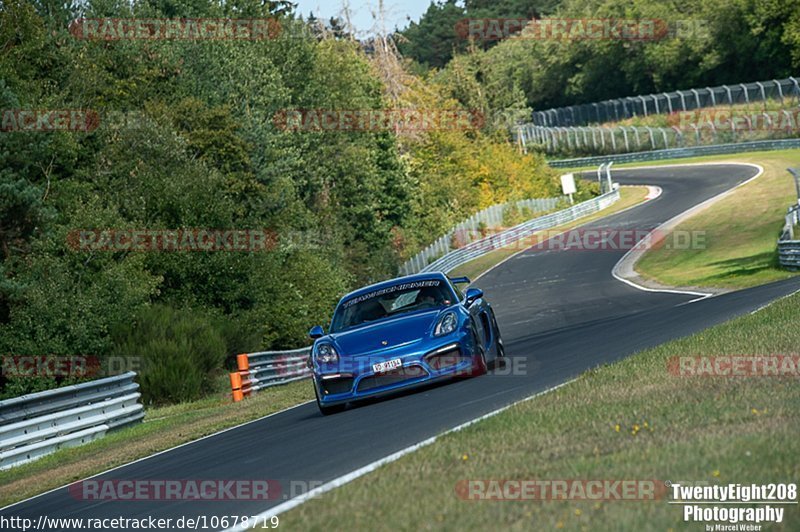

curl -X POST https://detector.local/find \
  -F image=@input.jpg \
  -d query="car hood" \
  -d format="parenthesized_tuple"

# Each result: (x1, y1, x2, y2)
(330, 310, 442, 357)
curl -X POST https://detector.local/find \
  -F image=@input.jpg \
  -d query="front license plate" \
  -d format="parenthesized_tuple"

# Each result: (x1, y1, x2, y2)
(372, 358, 402, 374)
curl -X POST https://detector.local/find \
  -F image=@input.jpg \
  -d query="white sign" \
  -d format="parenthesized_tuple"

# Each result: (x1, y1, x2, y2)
(560, 173, 577, 195)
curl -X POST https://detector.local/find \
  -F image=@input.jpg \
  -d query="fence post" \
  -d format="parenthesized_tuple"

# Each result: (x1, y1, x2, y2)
(646, 126, 656, 149)
(631, 127, 642, 149)
(773, 79, 783, 103)
(672, 126, 684, 147)
(790, 78, 800, 104)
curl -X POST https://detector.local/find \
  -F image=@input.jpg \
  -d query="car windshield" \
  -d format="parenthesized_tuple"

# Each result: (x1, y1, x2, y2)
(331, 280, 454, 332)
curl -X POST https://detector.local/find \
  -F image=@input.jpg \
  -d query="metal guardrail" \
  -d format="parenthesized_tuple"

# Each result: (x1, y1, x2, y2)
(0, 372, 144, 470)
(547, 139, 800, 168)
(422, 175, 620, 274)
(246, 348, 311, 391)
(778, 169, 800, 271)
(400, 196, 562, 276)
(230, 348, 312, 400)
(532, 77, 800, 127)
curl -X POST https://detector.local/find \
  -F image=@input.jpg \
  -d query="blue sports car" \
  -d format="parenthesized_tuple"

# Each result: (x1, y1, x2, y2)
(307, 272, 505, 415)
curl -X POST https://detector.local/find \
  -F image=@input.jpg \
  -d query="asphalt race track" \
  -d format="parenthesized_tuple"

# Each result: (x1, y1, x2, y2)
(3, 164, 800, 529)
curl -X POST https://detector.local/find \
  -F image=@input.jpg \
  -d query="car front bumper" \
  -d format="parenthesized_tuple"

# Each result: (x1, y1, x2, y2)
(313, 334, 477, 406)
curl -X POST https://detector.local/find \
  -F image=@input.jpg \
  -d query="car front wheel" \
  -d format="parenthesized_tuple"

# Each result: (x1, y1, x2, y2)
(315, 383, 346, 415)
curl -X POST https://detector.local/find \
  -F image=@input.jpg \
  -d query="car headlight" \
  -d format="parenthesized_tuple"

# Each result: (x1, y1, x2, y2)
(434, 311, 458, 337)
(315, 343, 339, 364)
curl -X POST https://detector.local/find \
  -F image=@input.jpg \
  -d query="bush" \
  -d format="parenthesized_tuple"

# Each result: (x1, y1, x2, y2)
(112, 305, 226, 405)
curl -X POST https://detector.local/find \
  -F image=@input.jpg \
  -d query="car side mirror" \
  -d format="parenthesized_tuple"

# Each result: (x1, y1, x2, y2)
(309, 325, 324, 339)
(465, 288, 483, 307)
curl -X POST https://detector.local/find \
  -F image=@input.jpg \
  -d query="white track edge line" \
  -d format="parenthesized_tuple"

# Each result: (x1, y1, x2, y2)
(750, 288, 800, 315)
(0, 400, 315, 512)
(224, 378, 579, 531)
(610, 162, 765, 298)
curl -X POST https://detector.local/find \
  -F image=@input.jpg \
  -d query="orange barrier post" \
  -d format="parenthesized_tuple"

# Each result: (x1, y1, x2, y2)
(230, 354, 253, 401)
(230, 372, 244, 402)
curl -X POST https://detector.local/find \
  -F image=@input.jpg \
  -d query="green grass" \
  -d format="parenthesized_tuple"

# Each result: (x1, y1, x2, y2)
(282, 292, 800, 530)
(450, 186, 651, 281)
(554, 150, 800, 289)
(634, 152, 800, 289)
(0, 377, 314, 508)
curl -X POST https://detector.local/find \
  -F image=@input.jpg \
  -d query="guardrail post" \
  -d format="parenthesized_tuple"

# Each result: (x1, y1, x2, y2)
(789, 168, 800, 205)
(597, 163, 605, 191)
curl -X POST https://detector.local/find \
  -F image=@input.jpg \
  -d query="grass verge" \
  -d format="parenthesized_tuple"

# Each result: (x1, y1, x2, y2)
(0, 378, 314, 508)
(282, 292, 800, 530)
(450, 186, 651, 281)
(556, 150, 800, 290)
(633, 151, 800, 289)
